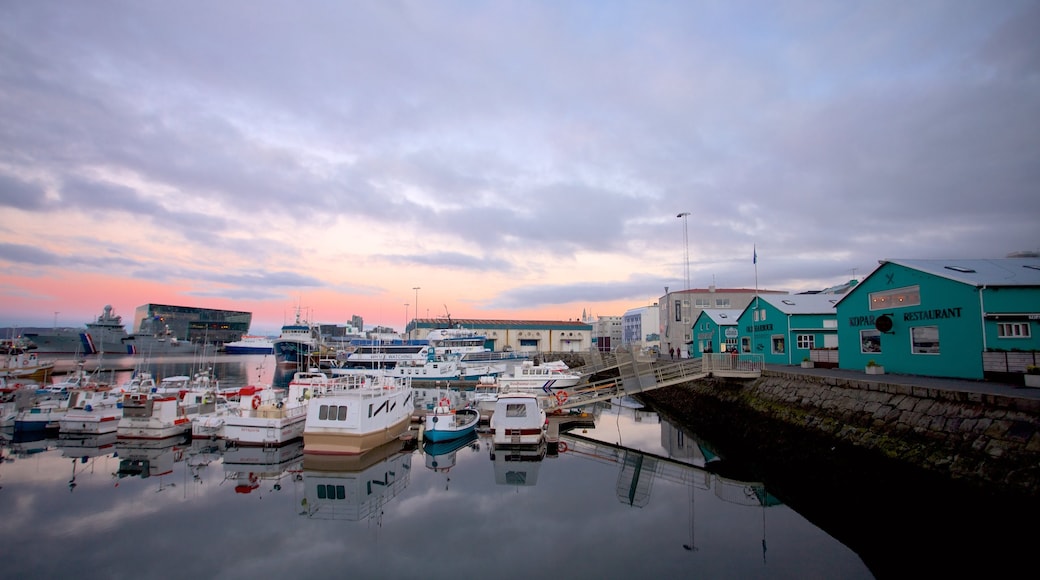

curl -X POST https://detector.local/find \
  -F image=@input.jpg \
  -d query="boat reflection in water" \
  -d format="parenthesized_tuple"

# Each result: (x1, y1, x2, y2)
(114, 434, 189, 481)
(222, 440, 304, 495)
(489, 437, 547, 487)
(300, 437, 412, 521)
(422, 430, 479, 473)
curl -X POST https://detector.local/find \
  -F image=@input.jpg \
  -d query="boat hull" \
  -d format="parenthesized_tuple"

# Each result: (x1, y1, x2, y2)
(422, 409, 480, 443)
(304, 414, 412, 455)
(224, 413, 307, 446)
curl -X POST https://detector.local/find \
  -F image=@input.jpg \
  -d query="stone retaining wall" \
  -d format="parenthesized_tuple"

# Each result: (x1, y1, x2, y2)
(643, 369, 1040, 498)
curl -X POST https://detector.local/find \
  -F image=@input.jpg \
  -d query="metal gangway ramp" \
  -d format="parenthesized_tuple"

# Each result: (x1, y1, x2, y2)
(547, 351, 763, 412)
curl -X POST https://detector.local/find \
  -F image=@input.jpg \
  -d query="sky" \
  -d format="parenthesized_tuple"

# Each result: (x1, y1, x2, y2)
(1, 1, 1038, 336)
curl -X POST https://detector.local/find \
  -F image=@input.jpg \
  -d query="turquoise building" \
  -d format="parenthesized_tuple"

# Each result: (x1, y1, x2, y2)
(834, 258, 1040, 379)
(689, 309, 742, 358)
(735, 294, 840, 365)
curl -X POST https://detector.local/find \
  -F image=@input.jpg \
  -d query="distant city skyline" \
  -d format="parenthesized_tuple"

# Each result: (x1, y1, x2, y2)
(2, 2, 1037, 333)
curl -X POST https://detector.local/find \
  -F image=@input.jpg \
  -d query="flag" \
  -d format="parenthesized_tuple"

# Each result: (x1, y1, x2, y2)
(753, 245, 757, 265)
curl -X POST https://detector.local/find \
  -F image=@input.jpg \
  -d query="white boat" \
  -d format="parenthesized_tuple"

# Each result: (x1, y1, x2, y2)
(190, 391, 234, 440)
(221, 382, 310, 446)
(421, 396, 480, 444)
(382, 350, 508, 382)
(424, 326, 529, 364)
(334, 339, 430, 370)
(224, 335, 274, 355)
(14, 393, 71, 433)
(491, 359, 584, 393)
(489, 391, 546, 447)
(116, 389, 222, 440)
(1, 349, 56, 383)
(303, 373, 413, 456)
(58, 386, 130, 436)
(467, 378, 500, 415)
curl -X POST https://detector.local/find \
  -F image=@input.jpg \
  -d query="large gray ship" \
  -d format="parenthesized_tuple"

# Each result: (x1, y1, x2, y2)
(22, 305, 129, 356)
(23, 305, 219, 357)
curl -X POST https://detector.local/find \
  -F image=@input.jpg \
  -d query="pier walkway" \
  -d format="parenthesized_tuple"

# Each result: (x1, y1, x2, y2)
(547, 351, 763, 412)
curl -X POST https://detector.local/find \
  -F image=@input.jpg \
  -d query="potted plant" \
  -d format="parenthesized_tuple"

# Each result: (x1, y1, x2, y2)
(865, 359, 885, 375)
(801, 357, 814, 369)
(1026, 365, 1040, 388)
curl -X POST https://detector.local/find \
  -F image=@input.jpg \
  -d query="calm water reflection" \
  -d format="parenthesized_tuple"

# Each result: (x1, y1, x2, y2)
(1, 355, 873, 579)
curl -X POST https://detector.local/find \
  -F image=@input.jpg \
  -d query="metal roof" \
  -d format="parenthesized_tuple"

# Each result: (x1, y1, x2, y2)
(755, 293, 839, 315)
(881, 258, 1040, 287)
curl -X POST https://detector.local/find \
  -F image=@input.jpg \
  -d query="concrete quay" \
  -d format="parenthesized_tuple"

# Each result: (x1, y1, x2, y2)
(641, 363, 1040, 498)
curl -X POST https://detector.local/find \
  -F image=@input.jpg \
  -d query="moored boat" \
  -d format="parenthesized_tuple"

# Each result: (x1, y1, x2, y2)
(58, 385, 129, 436)
(222, 382, 310, 446)
(303, 373, 413, 456)
(223, 335, 275, 355)
(489, 359, 584, 393)
(21, 304, 129, 356)
(272, 309, 321, 367)
(421, 396, 480, 443)
(488, 391, 546, 447)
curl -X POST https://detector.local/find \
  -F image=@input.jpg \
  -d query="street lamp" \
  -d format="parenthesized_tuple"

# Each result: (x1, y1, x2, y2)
(413, 287, 421, 324)
(676, 212, 690, 290)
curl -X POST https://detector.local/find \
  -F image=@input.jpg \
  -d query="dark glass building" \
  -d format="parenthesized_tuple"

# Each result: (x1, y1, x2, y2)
(131, 304, 252, 344)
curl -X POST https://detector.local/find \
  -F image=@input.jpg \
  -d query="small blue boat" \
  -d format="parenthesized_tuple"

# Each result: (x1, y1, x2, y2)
(422, 398, 480, 444)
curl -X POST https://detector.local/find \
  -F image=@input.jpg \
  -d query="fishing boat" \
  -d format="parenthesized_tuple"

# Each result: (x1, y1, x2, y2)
(14, 393, 71, 433)
(421, 395, 480, 443)
(58, 385, 130, 436)
(271, 308, 321, 367)
(303, 373, 413, 456)
(2, 349, 56, 383)
(117, 388, 223, 440)
(488, 391, 546, 447)
(221, 382, 310, 446)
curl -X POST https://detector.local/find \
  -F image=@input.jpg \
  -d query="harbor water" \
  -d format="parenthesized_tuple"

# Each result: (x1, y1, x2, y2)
(3, 354, 874, 578)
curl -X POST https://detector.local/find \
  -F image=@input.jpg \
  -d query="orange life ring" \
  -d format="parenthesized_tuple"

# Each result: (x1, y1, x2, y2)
(251, 395, 261, 410)
(438, 397, 451, 407)
(555, 390, 569, 404)
(558, 441, 569, 453)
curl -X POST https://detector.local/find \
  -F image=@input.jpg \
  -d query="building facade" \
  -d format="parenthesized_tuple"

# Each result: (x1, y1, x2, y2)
(690, 309, 742, 358)
(406, 318, 593, 352)
(131, 304, 252, 344)
(659, 286, 787, 359)
(622, 305, 660, 354)
(834, 258, 1040, 379)
(734, 293, 840, 365)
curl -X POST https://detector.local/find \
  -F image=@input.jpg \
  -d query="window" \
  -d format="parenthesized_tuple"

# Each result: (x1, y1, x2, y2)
(998, 323, 1031, 338)
(696, 298, 711, 308)
(506, 403, 527, 418)
(675, 300, 682, 322)
(911, 326, 940, 354)
(869, 285, 921, 311)
(797, 334, 815, 349)
(715, 298, 731, 308)
(861, 329, 881, 353)
(771, 335, 785, 354)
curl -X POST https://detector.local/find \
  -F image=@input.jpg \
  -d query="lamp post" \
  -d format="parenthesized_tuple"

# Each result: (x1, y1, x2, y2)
(413, 287, 421, 324)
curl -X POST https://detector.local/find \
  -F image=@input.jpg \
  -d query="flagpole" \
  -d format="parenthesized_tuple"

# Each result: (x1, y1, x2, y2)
(753, 245, 758, 356)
